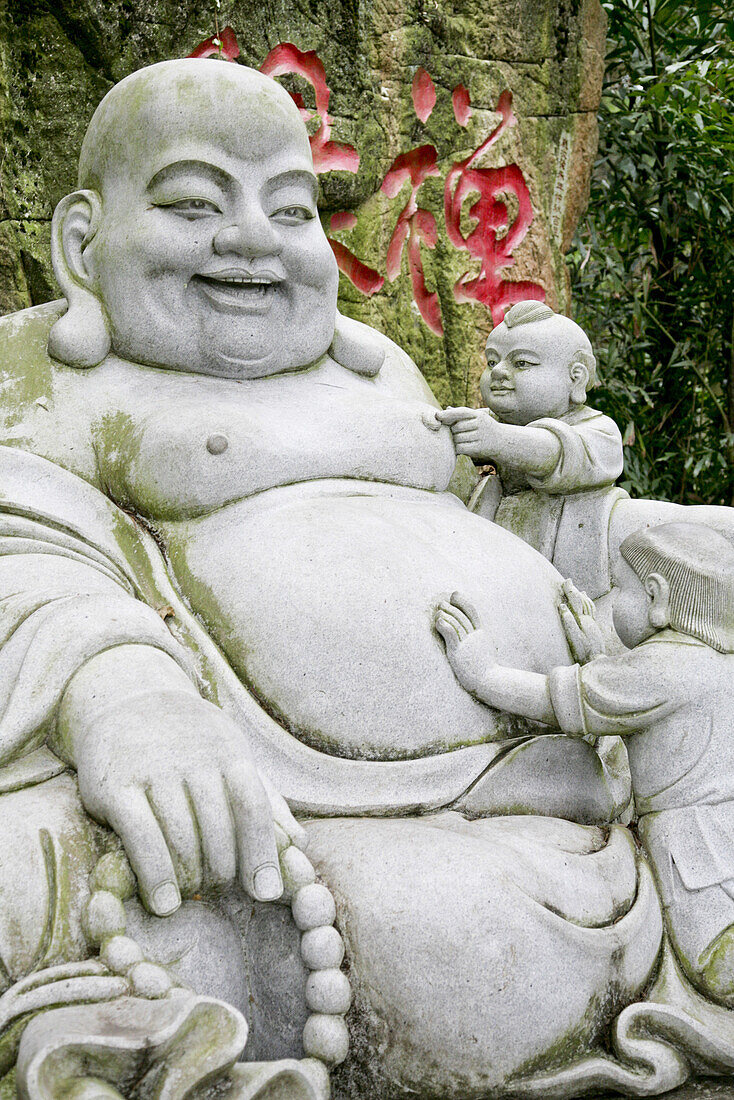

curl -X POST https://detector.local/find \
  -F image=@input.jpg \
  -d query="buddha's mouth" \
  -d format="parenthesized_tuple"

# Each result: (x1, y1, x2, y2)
(193, 269, 284, 311)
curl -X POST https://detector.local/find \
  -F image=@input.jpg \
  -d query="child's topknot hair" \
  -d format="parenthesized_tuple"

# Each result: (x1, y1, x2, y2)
(499, 300, 597, 390)
(503, 301, 555, 328)
(620, 522, 734, 652)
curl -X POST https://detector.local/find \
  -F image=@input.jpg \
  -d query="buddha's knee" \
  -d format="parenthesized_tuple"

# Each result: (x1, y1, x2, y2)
(0, 773, 105, 986)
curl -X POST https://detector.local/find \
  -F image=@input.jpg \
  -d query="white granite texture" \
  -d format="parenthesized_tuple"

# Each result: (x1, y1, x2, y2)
(2, 59, 734, 1100)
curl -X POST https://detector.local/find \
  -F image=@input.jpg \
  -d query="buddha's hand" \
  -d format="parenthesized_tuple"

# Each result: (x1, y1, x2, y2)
(59, 650, 305, 918)
(435, 407, 499, 461)
(435, 592, 492, 696)
(559, 579, 605, 664)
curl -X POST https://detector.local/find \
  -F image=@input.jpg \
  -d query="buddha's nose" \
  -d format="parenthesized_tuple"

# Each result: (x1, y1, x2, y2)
(213, 213, 280, 258)
(491, 360, 512, 384)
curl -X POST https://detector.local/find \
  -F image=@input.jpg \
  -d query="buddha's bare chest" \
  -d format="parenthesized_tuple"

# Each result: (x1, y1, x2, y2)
(90, 362, 455, 520)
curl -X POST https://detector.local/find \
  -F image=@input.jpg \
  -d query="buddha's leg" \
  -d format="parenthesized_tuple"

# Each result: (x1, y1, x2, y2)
(0, 772, 308, 1068)
(123, 894, 309, 1061)
(305, 812, 663, 1100)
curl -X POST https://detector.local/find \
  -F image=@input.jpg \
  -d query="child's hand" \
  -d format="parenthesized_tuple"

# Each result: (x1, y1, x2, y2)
(436, 408, 500, 461)
(435, 592, 493, 696)
(559, 580, 605, 664)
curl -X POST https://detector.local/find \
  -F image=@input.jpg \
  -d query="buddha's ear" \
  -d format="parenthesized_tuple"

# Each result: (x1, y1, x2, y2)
(48, 189, 111, 369)
(329, 311, 385, 377)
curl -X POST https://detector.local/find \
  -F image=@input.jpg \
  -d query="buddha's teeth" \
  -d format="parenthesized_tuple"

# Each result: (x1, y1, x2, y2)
(219, 278, 270, 285)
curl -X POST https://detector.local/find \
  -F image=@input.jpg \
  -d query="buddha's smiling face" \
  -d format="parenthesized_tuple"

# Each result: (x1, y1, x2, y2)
(79, 62, 338, 379)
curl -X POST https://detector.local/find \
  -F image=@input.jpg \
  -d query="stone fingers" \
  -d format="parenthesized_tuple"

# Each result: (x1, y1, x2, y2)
(436, 406, 477, 425)
(225, 765, 284, 902)
(145, 781, 202, 897)
(184, 774, 237, 889)
(562, 578, 595, 621)
(449, 591, 482, 630)
(560, 605, 588, 664)
(104, 788, 181, 917)
(260, 772, 308, 851)
(435, 611, 462, 649)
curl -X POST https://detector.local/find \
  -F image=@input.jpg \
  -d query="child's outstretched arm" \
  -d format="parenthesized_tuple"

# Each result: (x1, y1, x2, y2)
(436, 408, 560, 475)
(435, 593, 557, 724)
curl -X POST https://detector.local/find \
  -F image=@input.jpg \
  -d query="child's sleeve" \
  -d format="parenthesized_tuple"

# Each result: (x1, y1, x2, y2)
(547, 648, 679, 738)
(525, 411, 623, 495)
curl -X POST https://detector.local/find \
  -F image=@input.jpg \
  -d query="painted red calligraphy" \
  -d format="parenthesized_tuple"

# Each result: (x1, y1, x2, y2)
(260, 44, 383, 294)
(328, 216, 385, 296)
(411, 69, 437, 123)
(381, 146, 443, 336)
(260, 44, 359, 174)
(187, 34, 545, 329)
(451, 85, 472, 128)
(188, 26, 240, 61)
(444, 90, 545, 324)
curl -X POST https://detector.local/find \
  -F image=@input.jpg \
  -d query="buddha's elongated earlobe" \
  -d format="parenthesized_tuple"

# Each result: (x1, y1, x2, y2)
(329, 311, 385, 377)
(47, 189, 111, 368)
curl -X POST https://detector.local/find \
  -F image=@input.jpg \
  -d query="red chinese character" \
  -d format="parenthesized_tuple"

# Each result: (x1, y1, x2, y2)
(378, 71, 443, 335)
(260, 44, 383, 295)
(444, 90, 545, 325)
(188, 26, 240, 61)
(260, 44, 359, 174)
(328, 215, 385, 296)
(381, 146, 443, 335)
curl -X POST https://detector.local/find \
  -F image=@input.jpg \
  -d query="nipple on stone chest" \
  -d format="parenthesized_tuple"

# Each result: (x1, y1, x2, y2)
(206, 433, 229, 455)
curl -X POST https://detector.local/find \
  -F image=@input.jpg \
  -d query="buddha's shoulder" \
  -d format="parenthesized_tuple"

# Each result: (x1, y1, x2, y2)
(0, 300, 64, 383)
(0, 301, 99, 479)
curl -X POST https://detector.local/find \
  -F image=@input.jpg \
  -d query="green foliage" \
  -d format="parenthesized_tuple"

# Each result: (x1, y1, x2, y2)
(570, 0, 734, 504)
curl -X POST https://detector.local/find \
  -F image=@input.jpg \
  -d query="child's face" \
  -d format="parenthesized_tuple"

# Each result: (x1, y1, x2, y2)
(612, 559, 656, 649)
(479, 320, 579, 425)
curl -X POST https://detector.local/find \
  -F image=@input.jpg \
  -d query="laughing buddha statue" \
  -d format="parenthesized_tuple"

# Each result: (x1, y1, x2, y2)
(0, 58, 731, 1100)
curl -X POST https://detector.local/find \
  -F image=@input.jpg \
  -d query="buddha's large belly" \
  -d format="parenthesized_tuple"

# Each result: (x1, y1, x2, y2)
(163, 481, 571, 759)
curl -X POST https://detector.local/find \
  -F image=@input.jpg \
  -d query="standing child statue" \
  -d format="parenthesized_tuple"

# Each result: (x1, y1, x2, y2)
(437, 301, 626, 598)
(436, 521, 734, 1008)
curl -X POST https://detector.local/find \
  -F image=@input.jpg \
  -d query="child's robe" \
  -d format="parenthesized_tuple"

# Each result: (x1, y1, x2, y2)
(548, 628, 734, 979)
(470, 405, 625, 598)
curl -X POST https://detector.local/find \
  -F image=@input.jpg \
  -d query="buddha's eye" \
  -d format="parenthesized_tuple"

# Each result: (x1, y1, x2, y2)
(155, 198, 222, 219)
(272, 205, 314, 225)
(513, 359, 535, 370)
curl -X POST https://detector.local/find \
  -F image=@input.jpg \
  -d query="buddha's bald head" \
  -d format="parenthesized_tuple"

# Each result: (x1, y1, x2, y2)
(50, 58, 339, 378)
(78, 59, 312, 195)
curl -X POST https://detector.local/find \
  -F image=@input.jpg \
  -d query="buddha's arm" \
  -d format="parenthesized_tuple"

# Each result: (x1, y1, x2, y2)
(54, 642, 296, 914)
(0, 521, 302, 916)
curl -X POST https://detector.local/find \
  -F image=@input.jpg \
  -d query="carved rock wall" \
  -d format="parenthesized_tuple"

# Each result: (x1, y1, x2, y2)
(0, 0, 605, 403)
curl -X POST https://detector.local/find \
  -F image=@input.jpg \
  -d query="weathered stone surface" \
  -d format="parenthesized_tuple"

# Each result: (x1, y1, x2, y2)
(6, 51, 734, 1100)
(0, 0, 605, 403)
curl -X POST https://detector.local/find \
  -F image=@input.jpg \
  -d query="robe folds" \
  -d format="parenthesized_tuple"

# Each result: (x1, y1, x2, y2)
(472, 405, 627, 598)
